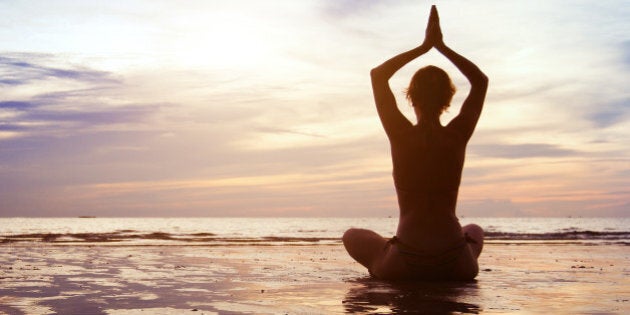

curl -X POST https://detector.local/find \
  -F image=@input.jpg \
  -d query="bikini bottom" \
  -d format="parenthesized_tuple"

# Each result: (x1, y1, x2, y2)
(387, 235, 476, 280)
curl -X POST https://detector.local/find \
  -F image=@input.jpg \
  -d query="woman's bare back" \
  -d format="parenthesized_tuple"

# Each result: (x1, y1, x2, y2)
(392, 123, 467, 252)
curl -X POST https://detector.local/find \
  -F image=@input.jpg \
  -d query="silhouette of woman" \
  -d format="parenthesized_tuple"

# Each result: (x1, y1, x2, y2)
(343, 5, 488, 281)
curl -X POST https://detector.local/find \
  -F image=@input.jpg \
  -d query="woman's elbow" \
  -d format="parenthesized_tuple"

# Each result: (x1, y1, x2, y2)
(481, 73, 489, 85)
(370, 67, 388, 83)
(476, 73, 489, 90)
(370, 67, 381, 79)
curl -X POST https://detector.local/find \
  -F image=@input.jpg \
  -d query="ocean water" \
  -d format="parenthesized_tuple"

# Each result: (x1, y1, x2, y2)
(0, 217, 628, 246)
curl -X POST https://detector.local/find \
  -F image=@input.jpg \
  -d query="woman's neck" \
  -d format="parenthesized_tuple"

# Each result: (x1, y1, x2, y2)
(414, 107, 441, 126)
(417, 114, 441, 126)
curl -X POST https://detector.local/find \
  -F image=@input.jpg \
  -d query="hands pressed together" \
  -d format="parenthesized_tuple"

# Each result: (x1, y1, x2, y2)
(422, 5, 444, 49)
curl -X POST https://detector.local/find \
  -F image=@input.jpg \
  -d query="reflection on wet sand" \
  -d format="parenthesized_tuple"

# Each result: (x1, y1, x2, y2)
(343, 277, 481, 314)
(1, 244, 627, 314)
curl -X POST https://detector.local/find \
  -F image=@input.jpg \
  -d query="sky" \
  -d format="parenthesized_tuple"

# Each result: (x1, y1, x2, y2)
(0, 0, 628, 217)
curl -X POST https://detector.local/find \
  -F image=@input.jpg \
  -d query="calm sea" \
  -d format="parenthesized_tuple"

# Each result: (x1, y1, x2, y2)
(0, 217, 628, 246)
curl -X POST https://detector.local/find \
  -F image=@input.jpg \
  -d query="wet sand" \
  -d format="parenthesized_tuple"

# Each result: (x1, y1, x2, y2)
(0, 243, 628, 314)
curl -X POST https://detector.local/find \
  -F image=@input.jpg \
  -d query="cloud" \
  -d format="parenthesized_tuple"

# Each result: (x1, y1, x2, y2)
(320, 0, 387, 18)
(585, 98, 630, 128)
(0, 123, 30, 132)
(0, 54, 161, 141)
(0, 79, 24, 85)
(1, 97, 159, 141)
(0, 54, 117, 86)
(254, 126, 327, 139)
(469, 143, 578, 159)
(22, 105, 157, 126)
(621, 40, 630, 68)
(0, 101, 35, 110)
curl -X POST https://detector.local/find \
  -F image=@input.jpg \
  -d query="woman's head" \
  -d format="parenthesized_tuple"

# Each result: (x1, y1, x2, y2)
(406, 65, 456, 116)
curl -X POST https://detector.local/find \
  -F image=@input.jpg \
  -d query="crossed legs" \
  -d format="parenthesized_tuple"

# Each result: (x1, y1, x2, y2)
(462, 223, 484, 258)
(342, 224, 485, 280)
(342, 228, 387, 271)
(342, 228, 408, 279)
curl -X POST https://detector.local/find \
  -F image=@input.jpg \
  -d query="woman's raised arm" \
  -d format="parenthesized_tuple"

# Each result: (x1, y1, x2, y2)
(370, 8, 439, 138)
(431, 8, 489, 140)
(371, 46, 428, 138)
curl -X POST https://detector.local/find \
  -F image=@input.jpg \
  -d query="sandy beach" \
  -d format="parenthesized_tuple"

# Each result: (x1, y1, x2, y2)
(0, 242, 628, 314)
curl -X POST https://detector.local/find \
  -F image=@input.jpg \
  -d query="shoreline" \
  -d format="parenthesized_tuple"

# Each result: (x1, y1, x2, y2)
(1, 243, 628, 314)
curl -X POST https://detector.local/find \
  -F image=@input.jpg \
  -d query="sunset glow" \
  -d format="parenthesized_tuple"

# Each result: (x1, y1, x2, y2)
(0, 1, 628, 217)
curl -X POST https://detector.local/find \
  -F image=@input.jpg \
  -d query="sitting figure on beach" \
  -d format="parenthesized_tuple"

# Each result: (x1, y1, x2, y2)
(343, 5, 488, 281)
